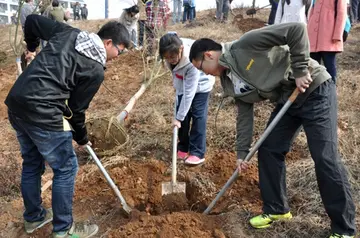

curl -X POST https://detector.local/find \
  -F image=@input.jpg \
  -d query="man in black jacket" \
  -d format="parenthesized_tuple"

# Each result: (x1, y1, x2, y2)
(5, 14, 130, 238)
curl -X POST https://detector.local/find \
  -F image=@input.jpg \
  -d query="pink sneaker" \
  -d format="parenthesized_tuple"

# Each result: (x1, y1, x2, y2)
(177, 151, 188, 160)
(184, 155, 205, 165)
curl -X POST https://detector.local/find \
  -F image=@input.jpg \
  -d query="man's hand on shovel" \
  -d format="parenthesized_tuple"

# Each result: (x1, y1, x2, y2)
(236, 153, 250, 173)
(78, 141, 92, 151)
(295, 72, 313, 93)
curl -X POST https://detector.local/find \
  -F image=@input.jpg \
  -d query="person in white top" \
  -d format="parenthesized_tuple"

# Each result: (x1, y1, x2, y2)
(119, 5, 140, 47)
(274, 0, 311, 24)
(159, 32, 215, 166)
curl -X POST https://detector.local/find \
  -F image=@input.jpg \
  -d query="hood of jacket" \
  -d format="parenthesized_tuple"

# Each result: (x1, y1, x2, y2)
(75, 31, 107, 67)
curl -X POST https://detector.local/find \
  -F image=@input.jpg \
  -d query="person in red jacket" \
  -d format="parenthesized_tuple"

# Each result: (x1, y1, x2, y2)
(307, 0, 347, 84)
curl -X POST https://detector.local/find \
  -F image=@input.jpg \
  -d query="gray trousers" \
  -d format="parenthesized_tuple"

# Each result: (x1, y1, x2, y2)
(216, 0, 230, 20)
(173, 0, 182, 23)
(258, 80, 356, 236)
(351, 0, 360, 23)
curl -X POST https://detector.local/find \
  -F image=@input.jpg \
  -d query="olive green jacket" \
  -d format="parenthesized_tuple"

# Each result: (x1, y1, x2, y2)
(218, 22, 331, 159)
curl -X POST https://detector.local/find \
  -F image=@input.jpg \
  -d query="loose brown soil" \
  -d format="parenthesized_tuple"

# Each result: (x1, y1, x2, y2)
(232, 14, 266, 32)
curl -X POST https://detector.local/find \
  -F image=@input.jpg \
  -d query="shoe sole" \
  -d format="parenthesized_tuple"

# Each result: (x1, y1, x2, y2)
(85, 225, 99, 238)
(250, 223, 272, 229)
(26, 217, 53, 234)
(250, 215, 293, 229)
(184, 159, 205, 165)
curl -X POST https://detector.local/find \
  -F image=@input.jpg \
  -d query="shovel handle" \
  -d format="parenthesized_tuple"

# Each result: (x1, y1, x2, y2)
(116, 84, 147, 122)
(86, 145, 131, 213)
(203, 87, 300, 215)
(172, 126, 178, 184)
(289, 87, 300, 103)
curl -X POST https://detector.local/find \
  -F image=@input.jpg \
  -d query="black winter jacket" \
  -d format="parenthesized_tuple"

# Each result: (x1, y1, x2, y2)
(5, 15, 104, 145)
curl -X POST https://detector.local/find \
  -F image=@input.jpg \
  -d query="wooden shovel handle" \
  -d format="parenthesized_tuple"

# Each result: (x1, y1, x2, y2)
(289, 88, 300, 103)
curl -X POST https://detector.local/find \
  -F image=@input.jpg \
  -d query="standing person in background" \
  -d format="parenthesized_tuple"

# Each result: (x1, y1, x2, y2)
(215, 0, 219, 19)
(39, 0, 52, 17)
(268, 0, 279, 25)
(216, 0, 230, 22)
(351, 0, 359, 24)
(72, 2, 81, 21)
(119, 5, 140, 48)
(182, 0, 196, 23)
(145, 0, 170, 58)
(138, 0, 148, 49)
(274, 0, 311, 24)
(20, 0, 35, 72)
(183, 0, 191, 23)
(307, 0, 347, 84)
(81, 4, 88, 20)
(191, 0, 196, 20)
(173, 0, 182, 24)
(49, 0, 70, 23)
(20, 0, 35, 32)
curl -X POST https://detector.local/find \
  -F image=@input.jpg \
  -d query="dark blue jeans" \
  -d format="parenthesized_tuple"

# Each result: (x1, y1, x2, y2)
(268, 0, 278, 25)
(176, 92, 210, 158)
(310, 52, 337, 83)
(8, 111, 78, 232)
(351, 0, 359, 23)
(183, 5, 194, 22)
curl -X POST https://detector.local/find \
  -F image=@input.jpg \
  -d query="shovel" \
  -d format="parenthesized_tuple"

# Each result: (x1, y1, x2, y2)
(246, 4, 271, 16)
(86, 145, 132, 214)
(203, 88, 300, 215)
(161, 101, 186, 196)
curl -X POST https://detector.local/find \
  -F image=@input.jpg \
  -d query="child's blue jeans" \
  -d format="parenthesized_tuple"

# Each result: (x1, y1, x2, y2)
(8, 110, 78, 233)
(310, 52, 337, 84)
(176, 92, 210, 158)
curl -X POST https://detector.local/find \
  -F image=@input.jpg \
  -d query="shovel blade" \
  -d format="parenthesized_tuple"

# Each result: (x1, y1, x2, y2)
(161, 182, 186, 196)
(122, 204, 132, 214)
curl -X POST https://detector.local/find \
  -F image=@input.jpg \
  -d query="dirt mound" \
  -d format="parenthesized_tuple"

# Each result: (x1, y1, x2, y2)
(0, 64, 16, 120)
(153, 193, 189, 214)
(86, 117, 128, 156)
(88, 51, 144, 116)
(195, 151, 261, 213)
(232, 15, 265, 32)
(109, 212, 223, 238)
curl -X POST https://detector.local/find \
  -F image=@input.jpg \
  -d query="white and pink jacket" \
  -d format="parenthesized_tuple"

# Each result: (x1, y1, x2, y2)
(166, 38, 215, 121)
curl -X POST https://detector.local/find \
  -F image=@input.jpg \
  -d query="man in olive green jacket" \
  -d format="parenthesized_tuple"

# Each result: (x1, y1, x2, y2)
(189, 23, 356, 238)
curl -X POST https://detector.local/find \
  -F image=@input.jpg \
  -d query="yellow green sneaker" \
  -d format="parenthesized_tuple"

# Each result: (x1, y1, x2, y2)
(329, 234, 354, 238)
(249, 212, 293, 229)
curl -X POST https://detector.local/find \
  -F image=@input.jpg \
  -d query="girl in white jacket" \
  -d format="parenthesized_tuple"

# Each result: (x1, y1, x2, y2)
(119, 5, 140, 47)
(274, 0, 310, 24)
(159, 33, 215, 165)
